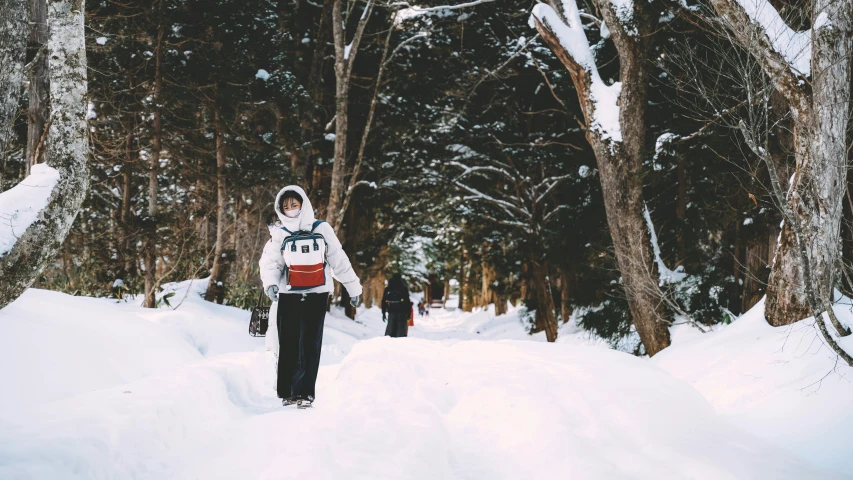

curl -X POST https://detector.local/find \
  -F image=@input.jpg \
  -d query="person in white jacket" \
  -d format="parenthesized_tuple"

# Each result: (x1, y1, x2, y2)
(259, 185, 362, 408)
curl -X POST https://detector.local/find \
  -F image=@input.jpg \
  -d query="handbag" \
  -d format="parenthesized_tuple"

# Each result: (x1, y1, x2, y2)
(249, 292, 270, 337)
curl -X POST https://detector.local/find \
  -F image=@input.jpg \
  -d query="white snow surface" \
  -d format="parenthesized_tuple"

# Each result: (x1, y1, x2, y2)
(735, 0, 811, 75)
(531, 2, 623, 144)
(0, 164, 60, 256)
(0, 280, 850, 478)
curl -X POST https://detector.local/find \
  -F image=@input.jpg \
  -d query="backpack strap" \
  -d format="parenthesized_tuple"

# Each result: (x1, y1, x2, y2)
(280, 225, 295, 235)
(311, 219, 325, 232)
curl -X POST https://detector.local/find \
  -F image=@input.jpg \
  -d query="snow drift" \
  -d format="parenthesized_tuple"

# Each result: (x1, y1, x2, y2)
(0, 284, 849, 479)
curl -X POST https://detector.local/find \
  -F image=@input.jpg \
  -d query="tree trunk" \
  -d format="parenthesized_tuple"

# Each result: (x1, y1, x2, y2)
(458, 249, 467, 311)
(327, 0, 374, 230)
(143, 0, 164, 308)
(533, 0, 671, 355)
(763, 1, 852, 328)
(327, 0, 349, 230)
(0, 0, 28, 172)
(675, 151, 687, 264)
(25, 0, 50, 176)
(560, 266, 575, 323)
(120, 123, 135, 278)
(292, 0, 332, 190)
(710, 0, 852, 333)
(0, 0, 89, 310)
(24, 0, 49, 176)
(529, 253, 559, 342)
(205, 108, 230, 303)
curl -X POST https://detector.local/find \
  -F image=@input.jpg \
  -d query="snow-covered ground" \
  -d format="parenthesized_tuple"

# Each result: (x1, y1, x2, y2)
(0, 281, 850, 479)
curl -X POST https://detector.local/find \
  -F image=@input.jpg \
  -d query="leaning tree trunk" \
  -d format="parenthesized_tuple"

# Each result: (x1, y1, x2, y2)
(0, 0, 28, 171)
(711, 0, 853, 330)
(0, 0, 89, 310)
(26, 0, 50, 176)
(205, 108, 230, 303)
(533, 0, 671, 355)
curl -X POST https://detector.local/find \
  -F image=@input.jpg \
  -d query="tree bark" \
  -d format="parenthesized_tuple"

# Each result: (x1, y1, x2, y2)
(0, 0, 28, 173)
(120, 121, 135, 278)
(25, 0, 50, 176)
(560, 265, 575, 323)
(712, 0, 853, 329)
(0, 0, 89, 310)
(675, 151, 687, 263)
(327, 0, 375, 230)
(529, 253, 558, 342)
(143, 0, 164, 308)
(458, 248, 467, 311)
(337, 16, 394, 232)
(533, 0, 671, 355)
(205, 107, 230, 303)
(291, 0, 333, 190)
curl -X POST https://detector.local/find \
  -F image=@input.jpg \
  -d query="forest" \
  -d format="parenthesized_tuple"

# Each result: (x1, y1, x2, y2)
(3, 0, 853, 477)
(2, 0, 853, 357)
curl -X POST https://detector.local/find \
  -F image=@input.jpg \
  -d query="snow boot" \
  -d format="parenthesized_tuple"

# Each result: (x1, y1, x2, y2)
(296, 398, 313, 409)
(282, 398, 296, 406)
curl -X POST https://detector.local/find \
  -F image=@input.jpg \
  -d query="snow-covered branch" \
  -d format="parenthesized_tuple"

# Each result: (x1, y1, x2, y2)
(708, 0, 811, 118)
(384, 32, 429, 66)
(391, 0, 495, 14)
(534, 174, 572, 204)
(542, 204, 572, 223)
(448, 161, 518, 183)
(530, 1, 623, 144)
(481, 214, 534, 234)
(454, 181, 531, 218)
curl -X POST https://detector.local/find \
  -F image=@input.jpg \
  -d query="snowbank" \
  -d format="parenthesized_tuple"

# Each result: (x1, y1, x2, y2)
(202, 339, 831, 479)
(654, 299, 853, 474)
(0, 285, 848, 478)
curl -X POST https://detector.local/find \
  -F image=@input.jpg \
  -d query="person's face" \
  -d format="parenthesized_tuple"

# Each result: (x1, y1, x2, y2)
(281, 197, 302, 215)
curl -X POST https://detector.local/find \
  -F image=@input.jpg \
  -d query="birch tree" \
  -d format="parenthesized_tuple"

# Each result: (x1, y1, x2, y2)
(0, 0, 28, 171)
(709, 0, 853, 330)
(530, 0, 672, 355)
(0, 0, 89, 310)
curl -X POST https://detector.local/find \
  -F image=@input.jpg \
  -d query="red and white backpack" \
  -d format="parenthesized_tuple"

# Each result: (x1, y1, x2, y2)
(280, 220, 327, 290)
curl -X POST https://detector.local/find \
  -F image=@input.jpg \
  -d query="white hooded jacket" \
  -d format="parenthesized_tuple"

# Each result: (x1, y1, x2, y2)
(259, 186, 363, 297)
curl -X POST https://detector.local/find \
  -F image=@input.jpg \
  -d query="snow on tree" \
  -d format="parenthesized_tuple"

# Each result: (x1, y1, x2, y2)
(446, 144, 572, 341)
(709, 0, 853, 332)
(0, 0, 89, 310)
(530, 0, 672, 355)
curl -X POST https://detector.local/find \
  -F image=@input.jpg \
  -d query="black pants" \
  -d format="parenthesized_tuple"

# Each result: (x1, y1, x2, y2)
(385, 311, 409, 338)
(276, 292, 328, 401)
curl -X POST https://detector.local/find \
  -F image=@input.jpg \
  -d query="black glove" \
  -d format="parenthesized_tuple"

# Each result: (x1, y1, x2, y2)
(350, 294, 360, 307)
(382, 314, 386, 322)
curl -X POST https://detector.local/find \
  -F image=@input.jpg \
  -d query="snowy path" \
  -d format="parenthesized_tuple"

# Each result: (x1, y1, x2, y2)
(0, 283, 851, 479)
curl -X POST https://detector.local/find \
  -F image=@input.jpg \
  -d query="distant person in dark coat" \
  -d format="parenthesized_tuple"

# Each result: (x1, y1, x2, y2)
(382, 273, 412, 337)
